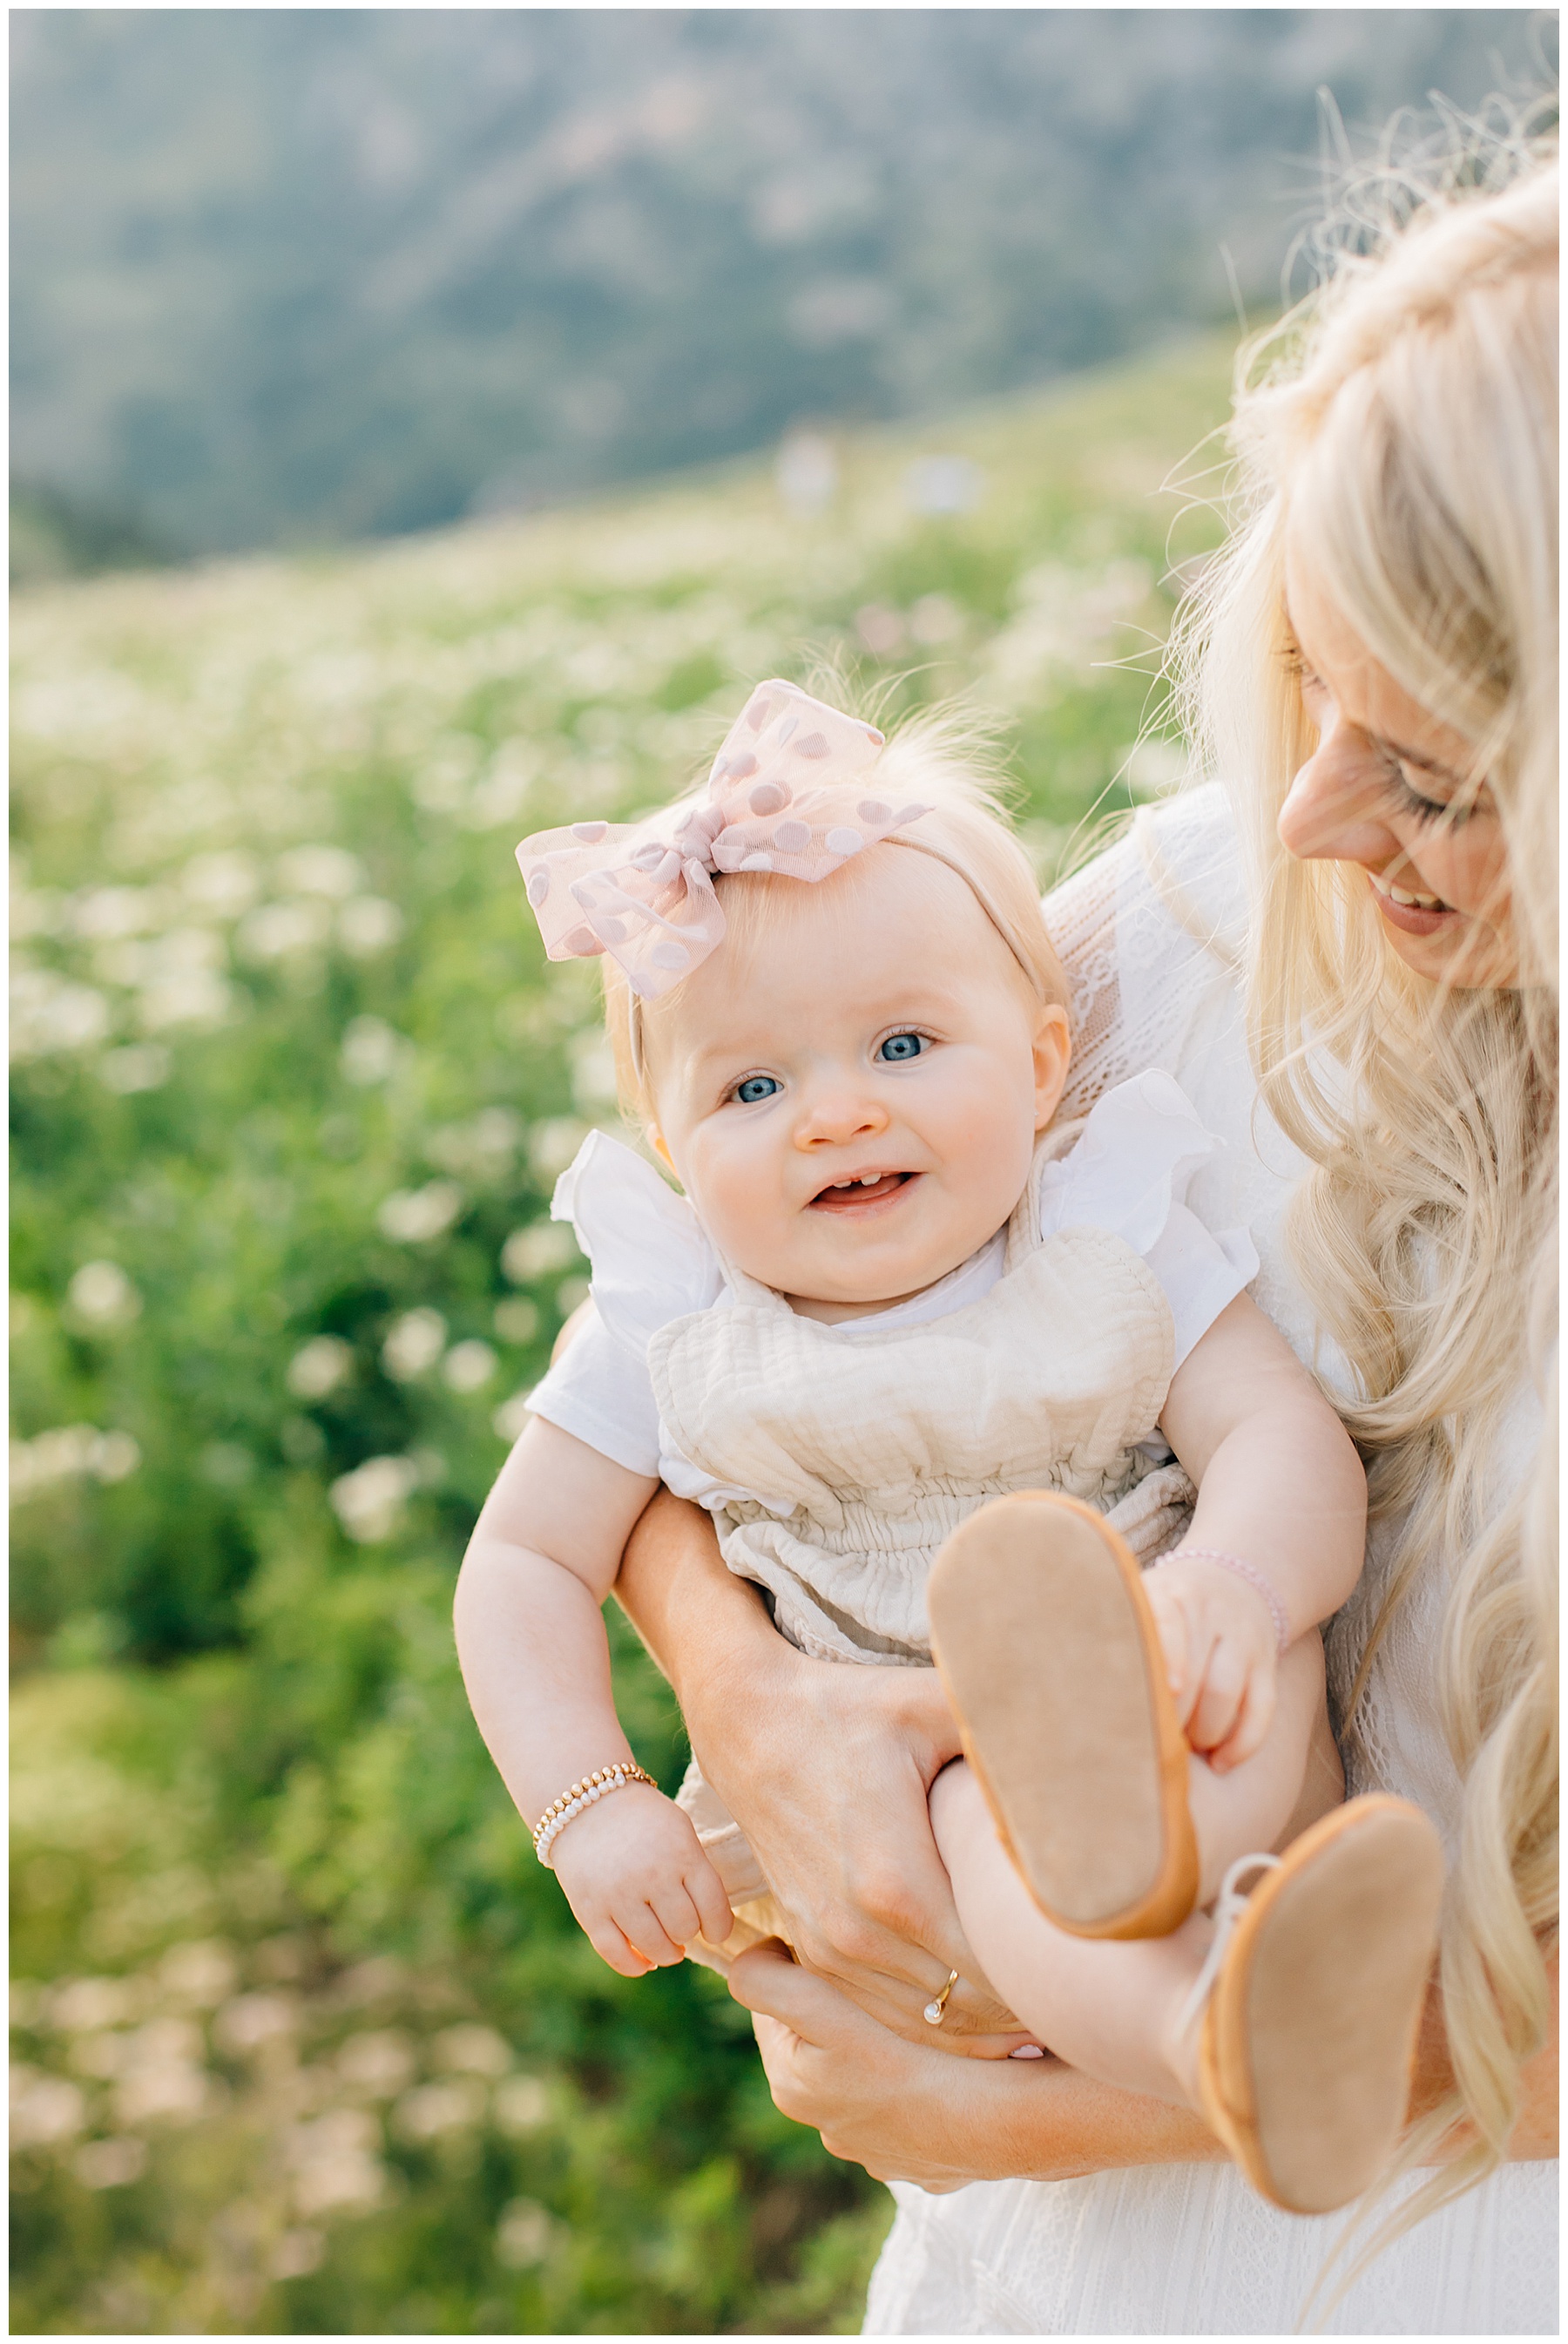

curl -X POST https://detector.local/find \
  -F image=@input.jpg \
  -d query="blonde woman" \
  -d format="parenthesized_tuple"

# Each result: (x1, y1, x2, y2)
(610, 146, 1558, 2328)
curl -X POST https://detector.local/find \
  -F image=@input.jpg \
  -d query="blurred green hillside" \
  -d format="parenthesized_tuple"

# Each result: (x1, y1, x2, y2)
(12, 10, 1550, 558)
(11, 336, 1231, 2334)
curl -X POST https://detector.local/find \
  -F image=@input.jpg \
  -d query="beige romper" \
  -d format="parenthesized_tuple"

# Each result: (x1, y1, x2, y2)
(527, 1069, 1256, 1961)
(648, 1130, 1196, 1958)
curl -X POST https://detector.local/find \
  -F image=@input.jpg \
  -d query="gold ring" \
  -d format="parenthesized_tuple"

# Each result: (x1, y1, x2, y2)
(923, 1968, 961, 2025)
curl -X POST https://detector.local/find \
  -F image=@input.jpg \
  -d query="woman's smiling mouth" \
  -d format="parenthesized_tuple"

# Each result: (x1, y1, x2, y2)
(1367, 865, 1457, 937)
(808, 1171, 917, 1213)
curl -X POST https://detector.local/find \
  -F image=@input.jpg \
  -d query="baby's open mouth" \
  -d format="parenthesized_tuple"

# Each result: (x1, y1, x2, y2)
(808, 1171, 916, 1211)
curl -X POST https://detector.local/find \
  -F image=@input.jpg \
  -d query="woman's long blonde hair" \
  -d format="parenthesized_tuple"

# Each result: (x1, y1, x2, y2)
(1174, 132, 1558, 2237)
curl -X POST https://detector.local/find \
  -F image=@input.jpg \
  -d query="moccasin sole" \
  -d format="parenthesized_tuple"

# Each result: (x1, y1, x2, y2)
(928, 1490, 1199, 1939)
(1198, 1795, 1445, 2214)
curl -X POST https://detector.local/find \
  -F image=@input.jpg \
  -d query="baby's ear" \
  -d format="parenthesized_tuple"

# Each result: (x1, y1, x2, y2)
(1031, 1001, 1072, 1131)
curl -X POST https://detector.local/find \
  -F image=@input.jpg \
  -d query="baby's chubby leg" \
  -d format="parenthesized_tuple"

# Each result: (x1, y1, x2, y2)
(1186, 1629, 1340, 1900)
(929, 1758, 1210, 2105)
(929, 1634, 1342, 2107)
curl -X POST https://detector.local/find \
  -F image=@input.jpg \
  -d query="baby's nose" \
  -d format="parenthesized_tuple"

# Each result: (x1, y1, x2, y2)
(794, 1086, 890, 1147)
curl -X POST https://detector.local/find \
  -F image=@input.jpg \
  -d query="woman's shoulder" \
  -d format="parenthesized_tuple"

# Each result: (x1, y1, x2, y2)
(1045, 784, 1251, 1123)
(1044, 783, 1246, 960)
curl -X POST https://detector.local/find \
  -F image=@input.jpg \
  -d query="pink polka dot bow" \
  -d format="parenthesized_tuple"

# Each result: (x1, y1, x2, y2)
(516, 681, 930, 999)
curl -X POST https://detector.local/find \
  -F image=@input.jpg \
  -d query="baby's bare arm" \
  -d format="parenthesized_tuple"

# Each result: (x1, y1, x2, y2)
(453, 1417, 733, 1970)
(1155, 1294, 1367, 1767)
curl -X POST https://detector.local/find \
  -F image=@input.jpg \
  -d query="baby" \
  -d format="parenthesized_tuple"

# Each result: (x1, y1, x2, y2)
(456, 681, 1443, 2218)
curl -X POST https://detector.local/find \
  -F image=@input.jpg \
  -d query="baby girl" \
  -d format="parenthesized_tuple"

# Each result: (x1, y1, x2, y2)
(456, 681, 1443, 2217)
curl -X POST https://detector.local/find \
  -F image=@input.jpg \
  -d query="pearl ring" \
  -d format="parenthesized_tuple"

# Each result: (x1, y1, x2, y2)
(923, 1969, 961, 2025)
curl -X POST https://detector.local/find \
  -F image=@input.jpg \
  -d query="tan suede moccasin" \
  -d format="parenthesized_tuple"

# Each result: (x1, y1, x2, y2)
(1196, 1796, 1446, 2215)
(927, 1489, 1200, 1939)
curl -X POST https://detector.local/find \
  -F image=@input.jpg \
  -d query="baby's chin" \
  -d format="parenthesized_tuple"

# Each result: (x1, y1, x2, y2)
(774, 1234, 993, 1324)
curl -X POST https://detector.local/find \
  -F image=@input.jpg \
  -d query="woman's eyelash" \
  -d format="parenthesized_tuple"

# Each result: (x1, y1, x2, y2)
(1386, 761, 1473, 830)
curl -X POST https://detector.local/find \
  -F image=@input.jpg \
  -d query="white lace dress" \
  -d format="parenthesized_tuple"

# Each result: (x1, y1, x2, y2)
(862, 788, 1558, 2338)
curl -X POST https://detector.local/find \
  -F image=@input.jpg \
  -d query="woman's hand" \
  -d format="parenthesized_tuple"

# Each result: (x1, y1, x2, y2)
(614, 1491, 1023, 2050)
(728, 1940, 1219, 2187)
(732, 1940, 1560, 2192)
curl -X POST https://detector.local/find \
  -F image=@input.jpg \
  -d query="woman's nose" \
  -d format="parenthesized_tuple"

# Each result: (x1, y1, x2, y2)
(1277, 735, 1398, 869)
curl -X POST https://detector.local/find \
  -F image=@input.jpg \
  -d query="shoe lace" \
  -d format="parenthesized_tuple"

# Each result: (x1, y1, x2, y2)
(1175, 1850, 1284, 2039)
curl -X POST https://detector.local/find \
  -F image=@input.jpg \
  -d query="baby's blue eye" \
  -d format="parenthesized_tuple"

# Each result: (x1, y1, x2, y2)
(734, 1074, 781, 1104)
(877, 1032, 927, 1062)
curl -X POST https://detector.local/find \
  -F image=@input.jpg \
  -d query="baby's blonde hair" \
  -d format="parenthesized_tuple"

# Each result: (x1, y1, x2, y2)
(601, 707, 1069, 1124)
(1171, 123, 1557, 2270)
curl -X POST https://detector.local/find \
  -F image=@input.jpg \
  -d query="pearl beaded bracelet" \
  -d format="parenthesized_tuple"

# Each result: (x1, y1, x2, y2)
(532, 1762, 658, 1867)
(1154, 1547, 1291, 1656)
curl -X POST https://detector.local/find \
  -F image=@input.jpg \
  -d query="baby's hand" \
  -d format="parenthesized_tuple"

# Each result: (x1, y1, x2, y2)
(1142, 1554, 1281, 1772)
(550, 1785, 734, 1977)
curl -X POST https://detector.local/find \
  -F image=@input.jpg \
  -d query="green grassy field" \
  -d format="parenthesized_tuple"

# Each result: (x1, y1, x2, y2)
(10, 335, 1233, 2334)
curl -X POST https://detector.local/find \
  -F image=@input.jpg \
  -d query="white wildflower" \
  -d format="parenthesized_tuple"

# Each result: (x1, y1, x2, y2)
(286, 1336, 354, 1399)
(493, 1297, 538, 1345)
(377, 1182, 463, 1243)
(495, 2196, 557, 2269)
(271, 2228, 327, 2277)
(443, 1338, 497, 1393)
(390, 2076, 486, 2140)
(909, 593, 964, 644)
(112, 2057, 207, 2129)
(432, 2023, 511, 2077)
(527, 1118, 588, 1180)
(276, 845, 365, 898)
(99, 1043, 172, 1094)
(493, 2074, 551, 2135)
(10, 2069, 88, 2147)
(425, 1108, 523, 1179)
(46, 1976, 140, 2032)
(138, 965, 232, 1033)
(73, 2136, 148, 2189)
(335, 2029, 415, 2100)
(235, 898, 333, 962)
(285, 2110, 386, 2219)
(70, 886, 162, 940)
(213, 1992, 300, 2056)
(381, 1309, 447, 1381)
(180, 850, 260, 917)
(328, 1456, 420, 1544)
(340, 1015, 411, 1086)
(159, 1941, 238, 2010)
(337, 895, 404, 954)
(10, 969, 112, 1059)
(10, 1426, 140, 1503)
(501, 1223, 580, 1284)
(68, 1261, 140, 1326)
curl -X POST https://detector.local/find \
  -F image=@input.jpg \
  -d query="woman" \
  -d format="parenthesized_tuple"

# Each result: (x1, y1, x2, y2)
(613, 147, 1558, 2331)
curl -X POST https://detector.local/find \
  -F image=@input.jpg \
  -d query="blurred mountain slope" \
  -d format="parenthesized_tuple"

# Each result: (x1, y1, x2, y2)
(10, 8, 1552, 556)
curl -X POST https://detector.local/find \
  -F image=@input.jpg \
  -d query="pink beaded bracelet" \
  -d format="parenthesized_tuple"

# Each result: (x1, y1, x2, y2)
(1153, 1547, 1291, 1656)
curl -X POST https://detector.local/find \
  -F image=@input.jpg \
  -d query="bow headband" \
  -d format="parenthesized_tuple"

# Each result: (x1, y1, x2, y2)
(516, 681, 932, 1001)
